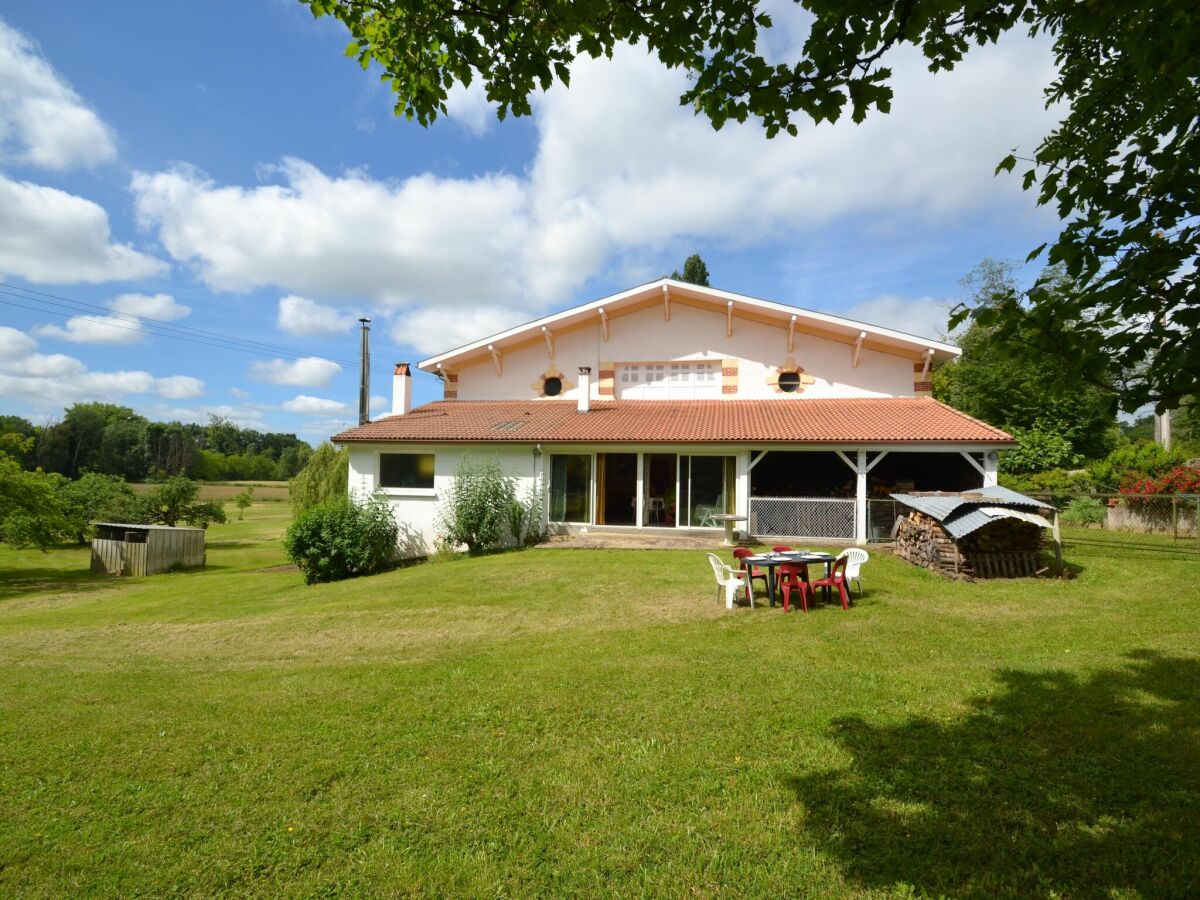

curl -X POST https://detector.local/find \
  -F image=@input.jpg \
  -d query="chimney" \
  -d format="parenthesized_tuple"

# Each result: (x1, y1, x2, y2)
(357, 317, 371, 425)
(392, 363, 413, 416)
(577, 366, 591, 412)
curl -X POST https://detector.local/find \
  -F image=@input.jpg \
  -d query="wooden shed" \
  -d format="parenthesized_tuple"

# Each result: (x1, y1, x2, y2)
(890, 487, 1056, 579)
(90, 523, 206, 576)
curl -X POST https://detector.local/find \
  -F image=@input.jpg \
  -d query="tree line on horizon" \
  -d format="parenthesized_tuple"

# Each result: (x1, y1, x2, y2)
(0, 403, 313, 484)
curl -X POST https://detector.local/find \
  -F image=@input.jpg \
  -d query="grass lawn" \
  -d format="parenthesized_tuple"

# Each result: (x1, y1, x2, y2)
(1, 506, 1197, 897)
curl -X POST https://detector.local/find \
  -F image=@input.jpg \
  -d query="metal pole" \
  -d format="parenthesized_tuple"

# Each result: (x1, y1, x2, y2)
(358, 317, 371, 426)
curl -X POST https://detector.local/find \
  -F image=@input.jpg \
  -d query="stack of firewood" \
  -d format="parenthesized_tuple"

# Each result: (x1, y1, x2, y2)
(894, 510, 969, 576)
(893, 510, 1043, 579)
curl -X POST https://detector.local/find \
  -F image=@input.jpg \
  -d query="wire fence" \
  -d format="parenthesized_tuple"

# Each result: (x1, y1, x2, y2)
(753, 493, 1200, 555)
(1029, 492, 1200, 554)
(749, 497, 855, 540)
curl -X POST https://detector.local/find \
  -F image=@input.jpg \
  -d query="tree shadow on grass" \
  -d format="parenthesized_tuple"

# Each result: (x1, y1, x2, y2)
(0, 567, 114, 602)
(789, 651, 1200, 898)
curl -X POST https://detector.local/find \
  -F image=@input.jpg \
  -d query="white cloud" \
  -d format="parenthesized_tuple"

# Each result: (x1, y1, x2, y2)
(0, 328, 205, 409)
(389, 304, 521, 356)
(281, 394, 352, 415)
(846, 294, 956, 342)
(35, 314, 145, 345)
(33, 293, 190, 345)
(230, 386, 251, 399)
(12, 352, 86, 378)
(0, 175, 166, 283)
(369, 394, 388, 411)
(131, 159, 529, 306)
(248, 355, 341, 387)
(0, 20, 116, 169)
(444, 79, 496, 136)
(139, 402, 267, 430)
(108, 292, 190, 320)
(276, 294, 356, 337)
(526, 37, 1059, 263)
(154, 375, 205, 399)
(129, 34, 1058, 336)
(0, 325, 37, 360)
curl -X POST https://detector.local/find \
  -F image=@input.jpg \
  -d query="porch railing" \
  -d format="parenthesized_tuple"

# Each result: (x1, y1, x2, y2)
(749, 497, 854, 540)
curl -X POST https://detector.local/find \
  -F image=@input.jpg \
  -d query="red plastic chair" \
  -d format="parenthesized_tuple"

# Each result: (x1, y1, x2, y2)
(732, 547, 768, 600)
(771, 544, 794, 553)
(778, 563, 813, 613)
(810, 555, 851, 610)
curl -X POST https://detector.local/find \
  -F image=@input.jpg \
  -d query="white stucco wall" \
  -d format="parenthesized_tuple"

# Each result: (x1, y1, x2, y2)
(452, 302, 915, 402)
(348, 442, 541, 556)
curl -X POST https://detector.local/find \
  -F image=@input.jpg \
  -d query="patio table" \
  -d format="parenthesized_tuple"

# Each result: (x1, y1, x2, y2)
(743, 551, 836, 608)
(708, 513, 748, 547)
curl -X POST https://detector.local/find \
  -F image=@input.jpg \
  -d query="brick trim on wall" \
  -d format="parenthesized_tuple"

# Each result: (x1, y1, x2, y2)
(912, 362, 932, 398)
(443, 372, 458, 400)
(721, 358, 738, 395)
(598, 361, 615, 397)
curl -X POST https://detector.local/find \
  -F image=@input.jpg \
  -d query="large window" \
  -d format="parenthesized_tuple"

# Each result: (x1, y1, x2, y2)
(549, 454, 592, 523)
(379, 452, 435, 489)
(618, 361, 720, 399)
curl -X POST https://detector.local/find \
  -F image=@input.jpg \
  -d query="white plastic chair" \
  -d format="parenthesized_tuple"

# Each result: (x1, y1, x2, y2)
(696, 494, 726, 528)
(837, 548, 870, 598)
(706, 553, 754, 609)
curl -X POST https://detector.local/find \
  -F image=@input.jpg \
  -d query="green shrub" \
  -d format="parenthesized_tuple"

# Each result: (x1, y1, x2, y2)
(1088, 441, 1185, 490)
(284, 494, 398, 585)
(504, 481, 545, 547)
(438, 457, 516, 553)
(1060, 496, 1107, 527)
(998, 468, 1094, 497)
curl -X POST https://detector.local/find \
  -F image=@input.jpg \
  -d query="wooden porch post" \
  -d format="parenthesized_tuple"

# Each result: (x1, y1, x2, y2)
(983, 451, 999, 488)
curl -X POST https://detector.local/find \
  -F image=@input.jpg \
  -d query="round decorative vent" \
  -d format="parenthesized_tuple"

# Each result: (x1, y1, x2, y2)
(542, 376, 563, 397)
(777, 371, 802, 393)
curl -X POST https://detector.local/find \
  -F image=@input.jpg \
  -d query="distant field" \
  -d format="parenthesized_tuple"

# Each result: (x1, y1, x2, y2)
(130, 481, 290, 502)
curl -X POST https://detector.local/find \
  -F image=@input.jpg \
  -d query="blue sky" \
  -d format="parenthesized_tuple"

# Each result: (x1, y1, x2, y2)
(0, 1, 1061, 442)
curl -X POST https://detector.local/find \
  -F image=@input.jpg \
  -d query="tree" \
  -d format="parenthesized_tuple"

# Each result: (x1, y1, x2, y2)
(934, 260, 1118, 462)
(235, 486, 255, 520)
(290, 443, 349, 515)
(53, 403, 148, 479)
(145, 422, 200, 477)
(57, 473, 140, 543)
(137, 476, 226, 528)
(671, 254, 711, 286)
(0, 447, 71, 549)
(0, 416, 35, 468)
(305, 0, 1199, 412)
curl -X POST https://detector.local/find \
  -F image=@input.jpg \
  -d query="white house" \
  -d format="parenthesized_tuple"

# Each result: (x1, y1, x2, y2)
(332, 279, 1013, 553)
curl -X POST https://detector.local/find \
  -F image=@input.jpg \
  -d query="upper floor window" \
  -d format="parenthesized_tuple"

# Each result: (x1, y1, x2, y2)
(618, 362, 720, 398)
(380, 452, 435, 489)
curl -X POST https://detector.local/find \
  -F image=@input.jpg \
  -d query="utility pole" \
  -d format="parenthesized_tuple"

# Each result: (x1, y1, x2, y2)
(358, 317, 371, 426)
(1154, 408, 1173, 451)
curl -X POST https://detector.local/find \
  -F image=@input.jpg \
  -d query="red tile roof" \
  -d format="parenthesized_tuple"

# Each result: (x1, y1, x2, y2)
(331, 398, 1013, 445)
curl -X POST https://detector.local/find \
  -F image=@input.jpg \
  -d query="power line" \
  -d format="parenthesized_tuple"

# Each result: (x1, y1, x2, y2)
(0, 283, 406, 380)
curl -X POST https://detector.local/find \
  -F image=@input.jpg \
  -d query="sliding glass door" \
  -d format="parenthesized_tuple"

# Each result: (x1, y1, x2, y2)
(549, 454, 592, 523)
(681, 455, 736, 527)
